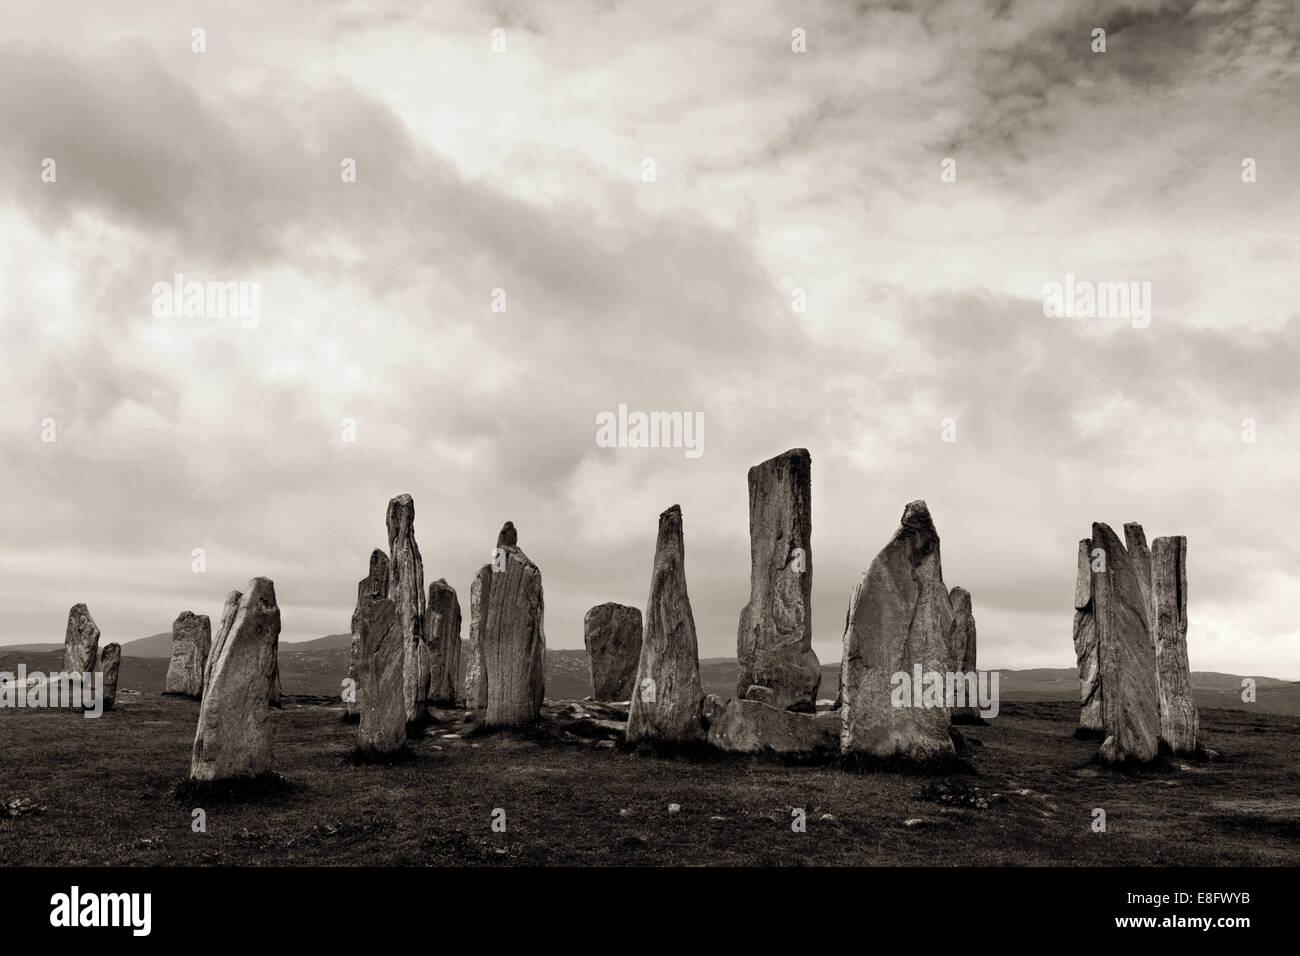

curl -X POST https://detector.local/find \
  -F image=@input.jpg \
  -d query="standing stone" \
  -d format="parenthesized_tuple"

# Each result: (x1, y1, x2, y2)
(189, 578, 281, 782)
(1092, 523, 1159, 764)
(1153, 536, 1198, 754)
(584, 603, 643, 701)
(354, 552, 406, 754)
(736, 449, 820, 711)
(948, 587, 979, 721)
(1073, 538, 1102, 732)
(386, 494, 427, 724)
(482, 523, 546, 726)
(1125, 522, 1154, 640)
(426, 579, 462, 706)
(63, 604, 100, 677)
(840, 501, 955, 761)
(627, 505, 705, 743)
(466, 565, 491, 710)
(205, 590, 241, 701)
(165, 611, 212, 699)
(347, 549, 389, 718)
(98, 644, 121, 712)
(269, 660, 282, 708)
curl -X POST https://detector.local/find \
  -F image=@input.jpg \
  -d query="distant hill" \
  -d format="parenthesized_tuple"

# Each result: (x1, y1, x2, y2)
(2, 640, 1296, 714)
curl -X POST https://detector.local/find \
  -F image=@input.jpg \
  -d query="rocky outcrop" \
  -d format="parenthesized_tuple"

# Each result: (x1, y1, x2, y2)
(583, 603, 642, 701)
(426, 579, 462, 706)
(840, 501, 955, 761)
(481, 524, 546, 726)
(165, 611, 211, 699)
(386, 494, 427, 724)
(736, 449, 820, 711)
(63, 604, 100, 677)
(627, 505, 705, 743)
(1092, 523, 1159, 764)
(190, 578, 281, 781)
(354, 552, 406, 754)
(1073, 539, 1102, 732)
(707, 698, 841, 755)
(948, 587, 979, 721)
(1152, 536, 1198, 754)
(98, 644, 121, 711)
(466, 566, 490, 710)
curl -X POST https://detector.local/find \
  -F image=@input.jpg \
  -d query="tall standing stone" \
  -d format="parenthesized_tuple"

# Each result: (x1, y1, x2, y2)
(347, 549, 389, 718)
(948, 586, 979, 721)
(482, 523, 546, 726)
(63, 604, 100, 677)
(386, 494, 426, 724)
(354, 552, 406, 754)
(1092, 522, 1159, 764)
(466, 565, 491, 711)
(205, 590, 241, 701)
(736, 449, 820, 712)
(627, 505, 705, 743)
(840, 501, 955, 760)
(98, 644, 121, 712)
(584, 603, 643, 701)
(1073, 538, 1102, 732)
(190, 577, 281, 782)
(1152, 536, 1198, 754)
(426, 578, 462, 706)
(165, 611, 211, 699)
(1125, 522, 1154, 640)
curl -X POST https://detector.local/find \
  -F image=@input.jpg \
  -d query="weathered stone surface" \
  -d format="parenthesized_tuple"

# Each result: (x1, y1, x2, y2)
(701, 693, 726, 726)
(166, 611, 211, 699)
(840, 501, 955, 760)
(426, 578, 462, 706)
(743, 684, 775, 705)
(63, 604, 100, 677)
(1153, 536, 1198, 754)
(466, 565, 491, 710)
(948, 587, 979, 720)
(707, 699, 842, 754)
(386, 494, 427, 724)
(98, 644, 121, 711)
(1093, 523, 1159, 764)
(583, 603, 642, 701)
(482, 524, 546, 726)
(1125, 522, 1154, 640)
(627, 505, 705, 743)
(354, 552, 406, 754)
(269, 660, 282, 708)
(736, 449, 820, 712)
(204, 590, 241, 701)
(190, 578, 281, 781)
(1073, 538, 1102, 731)
(346, 549, 389, 718)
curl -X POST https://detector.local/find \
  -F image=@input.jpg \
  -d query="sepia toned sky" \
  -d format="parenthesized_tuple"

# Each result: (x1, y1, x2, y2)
(1, 0, 1297, 679)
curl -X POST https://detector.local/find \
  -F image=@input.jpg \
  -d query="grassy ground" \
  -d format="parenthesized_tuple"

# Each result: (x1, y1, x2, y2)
(2, 693, 1297, 866)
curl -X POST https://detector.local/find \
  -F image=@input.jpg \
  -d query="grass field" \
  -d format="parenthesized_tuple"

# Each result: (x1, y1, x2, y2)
(3, 685, 1298, 866)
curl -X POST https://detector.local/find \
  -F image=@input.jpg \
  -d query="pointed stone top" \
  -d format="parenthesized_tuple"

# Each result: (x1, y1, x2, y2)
(497, 521, 517, 547)
(1091, 521, 1123, 553)
(386, 495, 417, 549)
(949, 586, 971, 610)
(901, 499, 934, 529)
(68, 603, 91, 617)
(659, 504, 682, 522)
(1124, 522, 1149, 553)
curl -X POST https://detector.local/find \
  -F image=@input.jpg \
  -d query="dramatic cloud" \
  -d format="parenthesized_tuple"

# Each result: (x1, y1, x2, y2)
(1, 0, 1297, 680)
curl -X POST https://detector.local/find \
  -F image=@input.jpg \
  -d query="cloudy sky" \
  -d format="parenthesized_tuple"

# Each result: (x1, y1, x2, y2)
(2, 0, 1297, 680)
